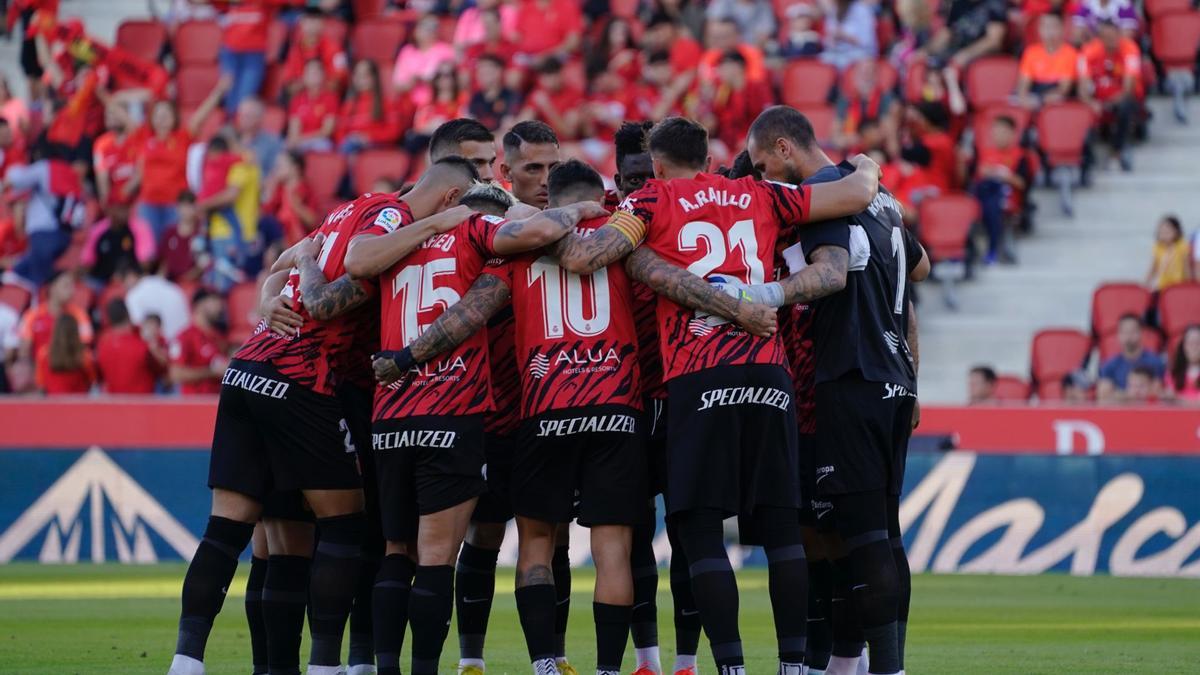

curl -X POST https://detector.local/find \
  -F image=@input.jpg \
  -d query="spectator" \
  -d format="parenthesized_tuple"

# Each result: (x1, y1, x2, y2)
(462, 9, 519, 71)
(1123, 365, 1160, 404)
(96, 298, 164, 394)
(1072, 0, 1138, 40)
(1, 154, 87, 289)
(904, 101, 956, 192)
(642, 12, 704, 76)
(158, 191, 207, 284)
(1098, 314, 1166, 400)
(627, 51, 692, 121)
(1015, 14, 1078, 109)
(521, 57, 584, 142)
(706, 0, 777, 46)
(658, 0, 709, 40)
(0, 76, 31, 139)
(169, 288, 229, 395)
(1192, 225, 1200, 281)
(468, 54, 522, 132)
(893, 0, 936, 67)
(280, 9, 349, 94)
(91, 98, 146, 208)
(929, 0, 1007, 69)
(234, 97, 283, 178)
(1146, 215, 1192, 292)
(287, 60, 339, 153)
(585, 17, 641, 83)
(126, 265, 190, 341)
(967, 365, 997, 403)
(35, 312, 95, 395)
(80, 204, 156, 287)
(454, 0, 519, 50)
(1166, 325, 1200, 403)
(1061, 370, 1093, 403)
(16, 271, 94, 367)
(968, 115, 1030, 264)
(779, 4, 824, 59)
(392, 15, 456, 102)
(703, 50, 775, 152)
(131, 80, 227, 242)
(0, 118, 28, 178)
(261, 151, 318, 247)
(700, 18, 767, 85)
(1079, 20, 1142, 172)
(215, 0, 273, 115)
(196, 135, 261, 291)
(408, 63, 466, 154)
(141, 313, 170, 376)
(821, 0, 879, 72)
(337, 60, 403, 154)
(584, 71, 631, 149)
(511, 0, 584, 64)
(837, 60, 898, 151)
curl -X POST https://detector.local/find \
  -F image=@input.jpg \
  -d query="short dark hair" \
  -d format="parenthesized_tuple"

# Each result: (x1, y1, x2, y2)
(429, 118, 495, 161)
(645, 50, 670, 66)
(1161, 214, 1183, 237)
(719, 49, 746, 67)
(285, 149, 306, 171)
(647, 117, 708, 170)
(178, 190, 196, 205)
(721, 150, 760, 180)
(1119, 312, 1144, 327)
(548, 159, 604, 203)
(431, 155, 482, 183)
(646, 11, 676, 30)
(478, 53, 506, 69)
(1130, 364, 1157, 380)
(192, 287, 220, 306)
(207, 136, 230, 153)
(615, 120, 653, 168)
(994, 115, 1018, 130)
(503, 120, 559, 156)
(536, 56, 564, 75)
(914, 101, 950, 130)
(106, 298, 131, 327)
(749, 105, 817, 153)
(970, 365, 998, 383)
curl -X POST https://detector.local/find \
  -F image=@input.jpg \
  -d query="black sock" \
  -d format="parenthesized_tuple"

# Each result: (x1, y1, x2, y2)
(373, 553, 416, 675)
(757, 507, 807, 666)
(892, 538, 911, 670)
(456, 542, 500, 660)
(515, 583, 558, 663)
(678, 509, 742, 671)
(176, 516, 254, 660)
(842, 533, 900, 670)
(263, 555, 311, 675)
(308, 513, 366, 667)
(245, 556, 268, 674)
(594, 602, 632, 674)
(552, 545, 571, 658)
(348, 551, 381, 668)
(408, 565, 455, 675)
(830, 556, 865, 659)
(666, 518, 701, 657)
(805, 558, 834, 671)
(630, 513, 659, 650)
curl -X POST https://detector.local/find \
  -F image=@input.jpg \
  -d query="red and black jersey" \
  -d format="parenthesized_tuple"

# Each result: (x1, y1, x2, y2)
(234, 193, 398, 395)
(777, 235, 815, 432)
(616, 173, 813, 382)
(632, 281, 664, 400)
(483, 306, 521, 436)
(489, 215, 641, 418)
(372, 213, 507, 421)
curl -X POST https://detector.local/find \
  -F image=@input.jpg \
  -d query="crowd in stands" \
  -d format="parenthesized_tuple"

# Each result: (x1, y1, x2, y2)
(0, 0, 1197, 398)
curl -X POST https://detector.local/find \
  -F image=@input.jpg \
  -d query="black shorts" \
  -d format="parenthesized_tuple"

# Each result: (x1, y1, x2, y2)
(665, 364, 800, 517)
(339, 383, 384, 552)
(472, 433, 515, 524)
(645, 396, 668, 497)
(797, 431, 819, 527)
(512, 405, 647, 527)
(373, 415, 487, 542)
(261, 490, 313, 522)
(814, 375, 916, 497)
(209, 360, 361, 500)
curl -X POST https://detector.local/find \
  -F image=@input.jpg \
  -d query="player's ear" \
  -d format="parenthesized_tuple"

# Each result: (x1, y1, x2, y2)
(651, 157, 664, 179)
(613, 173, 621, 189)
(499, 162, 512, 182)
(444, 187, 462, 207)
(704, 155, 713, 172)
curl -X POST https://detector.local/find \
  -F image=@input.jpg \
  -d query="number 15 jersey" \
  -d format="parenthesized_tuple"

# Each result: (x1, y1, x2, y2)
(613, 173, 813, 382)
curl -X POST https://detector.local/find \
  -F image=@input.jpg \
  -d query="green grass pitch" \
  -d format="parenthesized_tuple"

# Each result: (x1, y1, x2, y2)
(1, 564, 1198, 674)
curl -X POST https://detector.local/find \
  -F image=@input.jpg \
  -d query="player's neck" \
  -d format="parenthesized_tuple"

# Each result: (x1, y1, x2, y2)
(798, 149, 836, 181)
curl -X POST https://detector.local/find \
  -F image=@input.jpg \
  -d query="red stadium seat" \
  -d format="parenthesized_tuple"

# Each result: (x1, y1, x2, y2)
(181, 107, 226, 142)
(1036, 102, 1093, 167)
(116, 19, 166, 62)
(1098, 328, 1163, 361)
(227, 281, 262, 345)
(353, 149, 410, 195)
(840, 59, 900, 95)
(781, 59, 838, 109)
(322, 17, 349, 46)
(1091, 282, 1152, 338)
(266, 20, 288, 62)
(351, 18, 407, 70)
(1030, 328, 1092, 385)
(1158, 281, 1200, 340)
(973, 104, 1032, 147)
(1146, 0, 1193, 19)
(351, 0, 387, 20)
(174, 20, 221, 66)
(262, 105, 287, 136)
(799, 105, 837, 143)
(304, 151, 348, 212)
(0, 285, 31, 313)
(965, 56, 1020, 108)
(612, 0, 640, 18)
(1151, 10, 1200, 70)
(176, 64, 221, 107)
(260, 63, 285, 103)
(903, 60, 927, 103)
(918, 193, 980, 262)
(1036, 380, 1065, 402)
(993, 375, 1031, 402)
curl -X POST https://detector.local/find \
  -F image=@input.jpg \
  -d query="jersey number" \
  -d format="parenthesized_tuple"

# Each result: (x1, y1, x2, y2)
(679, 219, 765, 284)
(392, 260, 462, 345)
(890, 227, 906, 315)
(528, 257, 611, 339)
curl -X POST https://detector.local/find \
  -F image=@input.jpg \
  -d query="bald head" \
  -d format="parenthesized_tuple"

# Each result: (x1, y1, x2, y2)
(406, 156, 481, 217)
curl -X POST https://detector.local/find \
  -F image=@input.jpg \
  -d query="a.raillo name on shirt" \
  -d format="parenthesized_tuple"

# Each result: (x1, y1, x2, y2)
(697, 386, 791, 411)
(373, 429, 458, 450)
(678, 187, 752, 213)
(537, 413, 638, 437)
(222, 367, 290, 399)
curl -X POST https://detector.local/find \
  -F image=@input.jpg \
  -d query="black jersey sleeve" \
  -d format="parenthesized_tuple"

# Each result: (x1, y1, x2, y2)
(903, 226, 923, 274)
(799, 217, 853, 263)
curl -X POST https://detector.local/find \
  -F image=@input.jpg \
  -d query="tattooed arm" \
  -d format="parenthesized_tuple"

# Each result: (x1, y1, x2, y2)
(291, 234, 372, 321)
(551, 225, 639, 276)
(373, 273, 511, 385)
(345, 204, 475, 279)
(490, 201, 610, 255)
(624, 248, 777, 337)
(774, 246, 849, 305)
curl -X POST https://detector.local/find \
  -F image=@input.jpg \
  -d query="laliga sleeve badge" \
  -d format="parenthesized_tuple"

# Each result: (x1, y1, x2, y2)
(374, 207, 402, 233)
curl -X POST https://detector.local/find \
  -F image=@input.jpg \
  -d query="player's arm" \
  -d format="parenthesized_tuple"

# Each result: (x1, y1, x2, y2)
(372, 272, 512, 386)
(624, 247, 777, 337)
(910, 238, 931, 282)
(550, 207, 652, 275)
(804, 154, 881, 223)
(771, 246, 850, 305)
(259, 269, 303, 336)
(292, 233, 372, 321)
(344, 204, 476, 279)
(490, 201, 610, 256)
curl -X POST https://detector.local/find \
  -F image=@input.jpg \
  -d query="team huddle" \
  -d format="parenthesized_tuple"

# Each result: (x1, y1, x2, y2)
(168, 104, 929, 675)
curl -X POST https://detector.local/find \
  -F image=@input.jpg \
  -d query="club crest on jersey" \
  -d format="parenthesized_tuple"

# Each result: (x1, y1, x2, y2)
(374, 207, 402, 233)
(678, 187, 752, 213)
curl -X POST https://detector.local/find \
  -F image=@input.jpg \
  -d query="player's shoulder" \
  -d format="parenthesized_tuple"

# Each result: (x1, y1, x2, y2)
(352, 193, 412, 233)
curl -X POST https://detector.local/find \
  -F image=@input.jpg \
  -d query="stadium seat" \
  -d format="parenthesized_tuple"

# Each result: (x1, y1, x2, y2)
(116, 19, 166, 62)
(181, 107, 226, 141)
(304, 151, 348, 213)
(1098, 328, 1164, 361)
(993, 375, 1031, 402)
(262, 105, 287, 136)
(265, 20, 288, 62)
(227, 281, 262, 345)
(1151, 11, 1200, 122)
(1145, 0, 1193, 19)
(1036, 380, 1065, 402)
(840, 59, 900, 95)
(781, 60, 838, 109)
(973, 104, 1032, 147)
(351, 0, 387, 20)
(351, 18, 407, 71)
(919, 193, 979, 310)
(1158, 281, 1200, 340)
(903, 60, 927, 102)
(799, 105, 837, 143)
(176, 64, 221, 108)
(1036, 101, 1094, 215)
(353, 149, 410, 195)
(261, 63, 285, 103)
(1091, 282, 1152, 338)
(612, 0, 640, 18)
(0, 285, 31, 313)
(1030, 328, 1092, 386)
(322, 17, 349, 46)
(173, 20, 221, 66)
(965, 56, 1020, 108)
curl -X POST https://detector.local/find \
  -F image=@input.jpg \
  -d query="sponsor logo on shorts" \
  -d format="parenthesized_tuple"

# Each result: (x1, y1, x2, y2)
(221, 367, 290, 399)
(882, 383, 915, 399)
(697, 386, 791, 411)
(372, 429, 458, 450)
(536, 414, 638, 437)
(815, 465, 835, 485)
(811, 499, 833, 520)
